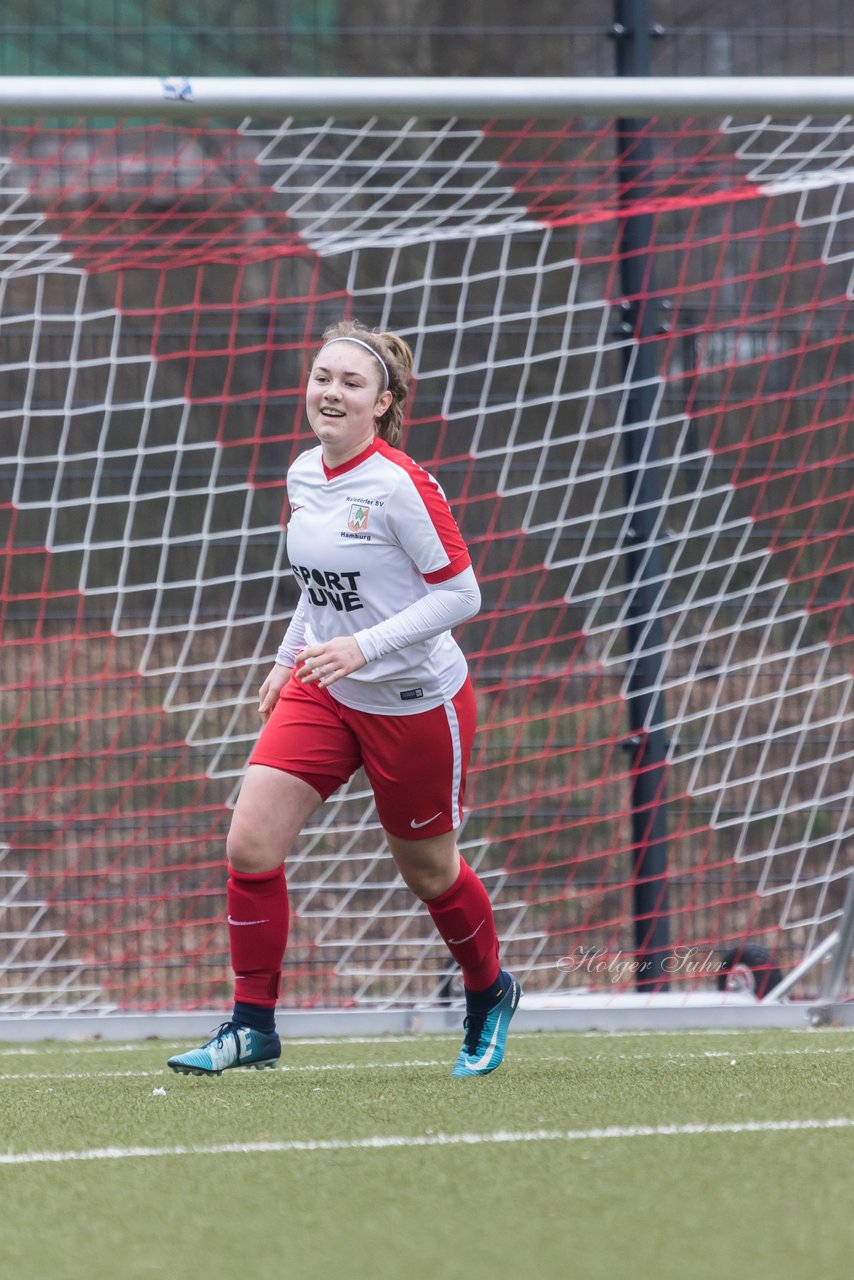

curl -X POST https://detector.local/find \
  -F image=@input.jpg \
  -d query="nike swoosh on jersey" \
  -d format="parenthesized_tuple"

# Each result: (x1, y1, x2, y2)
(410, 812, 443, 829)
(227, 916, 271, 926)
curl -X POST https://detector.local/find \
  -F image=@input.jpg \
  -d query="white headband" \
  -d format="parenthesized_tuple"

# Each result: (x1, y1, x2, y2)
(320, 337, 390, 390)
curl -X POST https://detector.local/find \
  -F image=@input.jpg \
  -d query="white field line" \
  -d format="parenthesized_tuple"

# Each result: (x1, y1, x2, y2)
(0, 1036, 468, 1058)
(2, 1118, 853, 1166)
(0, 1060, 448, 1082)
(604, 1045, 854, 1062)
(2, 1024, 854, 1058)
(3, 1043, 854, 1084)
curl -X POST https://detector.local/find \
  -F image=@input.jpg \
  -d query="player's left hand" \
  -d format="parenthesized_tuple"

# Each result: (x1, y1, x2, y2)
(296, 636, 367, 687)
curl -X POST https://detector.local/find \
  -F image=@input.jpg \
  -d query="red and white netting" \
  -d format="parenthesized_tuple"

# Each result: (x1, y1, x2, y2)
(1, 112, 852, 1012)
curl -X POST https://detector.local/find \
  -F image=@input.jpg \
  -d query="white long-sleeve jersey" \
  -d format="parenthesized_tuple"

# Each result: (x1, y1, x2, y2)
(276, 437, 481, 715)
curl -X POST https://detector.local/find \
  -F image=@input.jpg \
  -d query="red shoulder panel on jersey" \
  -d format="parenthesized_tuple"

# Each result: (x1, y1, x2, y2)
(376, 439, 472, 581)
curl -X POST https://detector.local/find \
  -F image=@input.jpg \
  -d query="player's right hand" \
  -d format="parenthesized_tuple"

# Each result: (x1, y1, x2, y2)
(258, 663, 292, 722)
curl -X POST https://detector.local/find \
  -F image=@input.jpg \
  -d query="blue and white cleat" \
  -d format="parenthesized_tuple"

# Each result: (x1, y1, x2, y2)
(451, 974, 522, 1077)
(167, 1023, 281, 1077)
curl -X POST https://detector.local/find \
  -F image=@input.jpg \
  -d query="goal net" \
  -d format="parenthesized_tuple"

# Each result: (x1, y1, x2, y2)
(1, 96, 852, 1015)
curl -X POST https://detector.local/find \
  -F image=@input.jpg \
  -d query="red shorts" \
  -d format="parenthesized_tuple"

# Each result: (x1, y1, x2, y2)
(249, 674, 477, 840)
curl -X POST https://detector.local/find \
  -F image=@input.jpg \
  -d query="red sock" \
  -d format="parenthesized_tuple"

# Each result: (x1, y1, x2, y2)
(424, 859, 500, 992)
(227, 866, 289, 1007)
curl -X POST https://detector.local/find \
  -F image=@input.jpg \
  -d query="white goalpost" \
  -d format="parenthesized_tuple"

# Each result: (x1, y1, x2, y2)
(1, 77, 853, 1036)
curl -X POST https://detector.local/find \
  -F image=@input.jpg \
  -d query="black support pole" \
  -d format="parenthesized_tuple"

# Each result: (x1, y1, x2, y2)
(612, 0, 670, 987)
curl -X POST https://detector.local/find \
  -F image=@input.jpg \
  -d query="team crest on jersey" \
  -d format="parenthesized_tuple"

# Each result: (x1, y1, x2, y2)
(348, 504, 370, 532)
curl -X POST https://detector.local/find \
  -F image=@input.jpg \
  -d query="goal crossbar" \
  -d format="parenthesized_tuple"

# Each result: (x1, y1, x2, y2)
(1, 77, 853, 1027)
(0, 75, 853, 118)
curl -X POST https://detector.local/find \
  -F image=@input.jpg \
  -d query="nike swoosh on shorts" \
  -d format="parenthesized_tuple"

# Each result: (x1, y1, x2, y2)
(410, 812, 443, 829)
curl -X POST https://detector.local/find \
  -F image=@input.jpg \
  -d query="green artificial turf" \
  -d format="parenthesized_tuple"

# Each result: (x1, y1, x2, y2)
(1, 1027, 853, 1280)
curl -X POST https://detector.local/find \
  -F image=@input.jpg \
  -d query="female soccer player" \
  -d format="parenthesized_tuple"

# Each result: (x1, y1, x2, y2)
(168, 320, 520, 1079)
